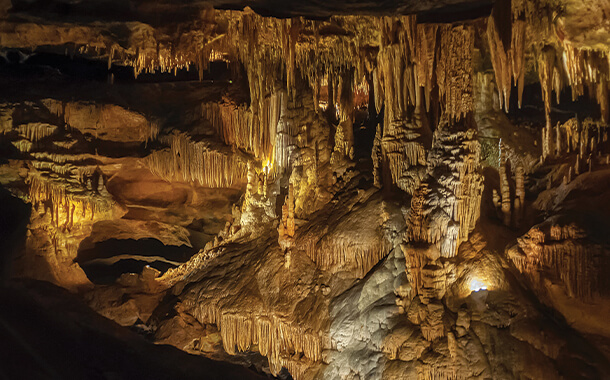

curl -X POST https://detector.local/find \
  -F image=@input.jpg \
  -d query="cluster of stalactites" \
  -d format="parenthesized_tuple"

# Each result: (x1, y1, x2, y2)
(373, 18, 475, 195)
(537, 42, 610, 133)
(298, 41, 370, 114)
(375, 16, 474, 124)
(145, 133, 248, 188)
(302, 233, 392, 278)
(561, 44, 610, 122)
(190, 302, 321, 380)
(47, 17, 227, 81)
(486, 7, 526, 112)
(123, 43, 217, 79)
(215, 15, 291, 167)
(114, 8, 224, 79)
(217, 9, 304, 115)
(510, 224, 609, 300)
(16, 123, 57, 142)
(27, 172, 112, 229)
(202, 91, 285, 165)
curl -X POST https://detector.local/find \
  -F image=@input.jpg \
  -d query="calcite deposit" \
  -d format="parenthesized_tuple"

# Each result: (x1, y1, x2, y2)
(2, 0, 610, 379)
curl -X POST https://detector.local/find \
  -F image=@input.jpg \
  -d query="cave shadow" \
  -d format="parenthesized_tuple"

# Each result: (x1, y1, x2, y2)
(0, 184, 31, 287)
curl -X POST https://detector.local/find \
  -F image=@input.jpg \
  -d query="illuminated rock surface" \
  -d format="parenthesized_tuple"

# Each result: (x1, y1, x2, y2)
(1, 0, 610, 379)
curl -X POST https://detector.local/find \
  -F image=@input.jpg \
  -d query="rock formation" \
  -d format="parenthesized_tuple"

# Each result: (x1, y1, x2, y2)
(2, 1, 610, 379)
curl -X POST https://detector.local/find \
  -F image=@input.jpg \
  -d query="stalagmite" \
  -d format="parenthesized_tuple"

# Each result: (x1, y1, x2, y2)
(404, 21, 482, 315)
(372, 123, 383, 188)
(492, 189, 500, 208)
(406, 120, 484, 261)
(515, 165, 525, 224)
(279, 184, 296, 241)
(499, 147, 512, 226)
(331, 119, 354, 164)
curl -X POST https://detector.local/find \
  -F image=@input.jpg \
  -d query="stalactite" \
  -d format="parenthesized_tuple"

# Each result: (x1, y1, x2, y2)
(17, 123, 57, 142)
(538, 47, 558, 156)
(12, 139, 32, 153)
(145, 133, 248, 188)
(512, 225, 607, 300)
(561, 43, 610, 123)
(415, 24, 439, 112)
(190, 302, 321, 379)
(27, 172, 113, 228)
(487, 2, 526, 112)
(436, 25, 474, 121)
(307, 237, 392, 277)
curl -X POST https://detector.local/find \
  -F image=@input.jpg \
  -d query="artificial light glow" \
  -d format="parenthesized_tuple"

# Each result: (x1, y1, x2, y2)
(469, 278, 487, 292)
(261, 152, 275, 175)
(262, 159, 271, 174)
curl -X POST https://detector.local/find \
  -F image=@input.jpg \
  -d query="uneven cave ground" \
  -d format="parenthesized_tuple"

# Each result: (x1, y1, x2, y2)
(1, 0, 610, 379)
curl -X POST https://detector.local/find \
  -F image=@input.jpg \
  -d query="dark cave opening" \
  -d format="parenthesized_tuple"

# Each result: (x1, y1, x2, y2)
(77, 238, 196, 284)
(505, 81, 602, 127)
(0, 49, 233, 84)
